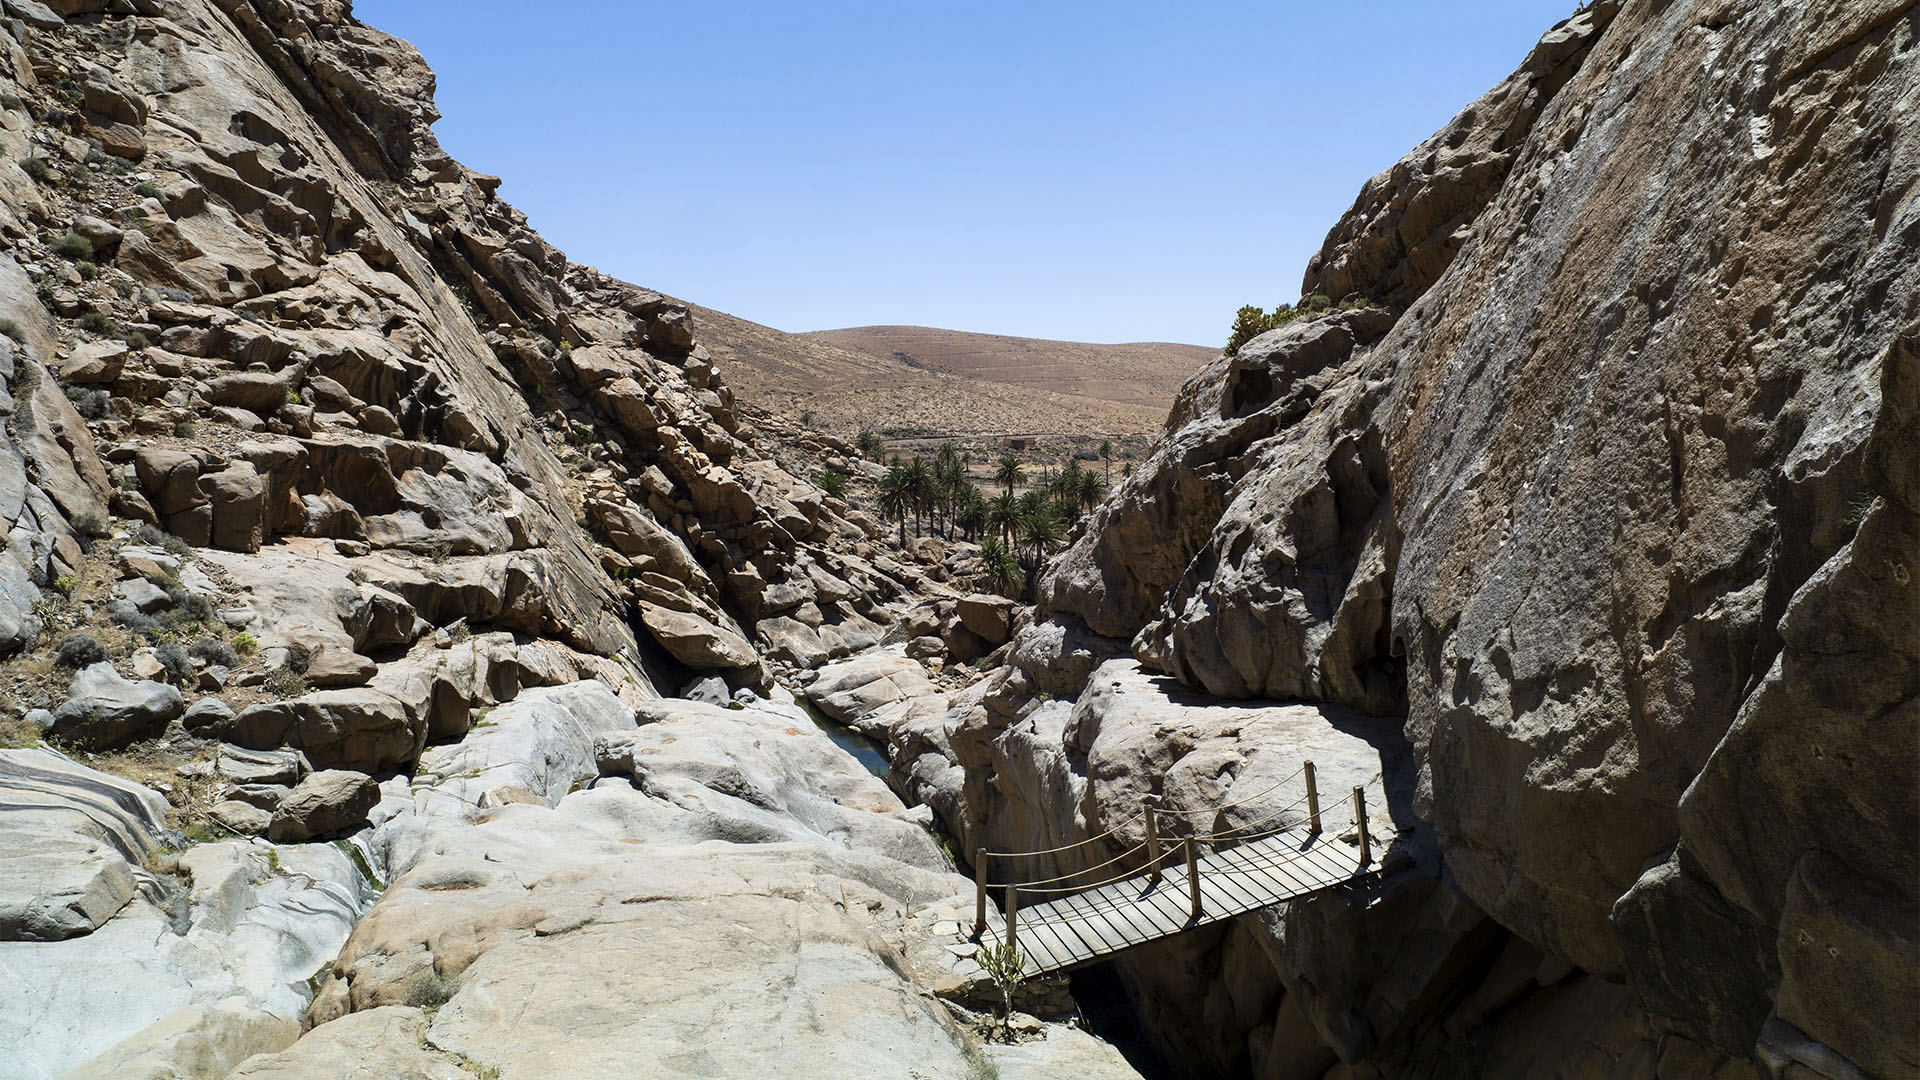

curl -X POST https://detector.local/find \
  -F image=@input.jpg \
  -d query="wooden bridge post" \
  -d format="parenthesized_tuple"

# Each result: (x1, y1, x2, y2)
(1185, 838, 1203, 921)
(1005, 883, 1020, 952)
(1352, 786, 1371, 868)
(1144, 796, 1162, 882)
(1304, 761, 1321, 834)
(973, 849, 988, 937)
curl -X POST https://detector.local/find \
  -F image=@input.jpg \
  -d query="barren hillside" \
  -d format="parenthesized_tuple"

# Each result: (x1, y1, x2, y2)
(804, 325, 1213, 410)
(685, 302, 1206, 439)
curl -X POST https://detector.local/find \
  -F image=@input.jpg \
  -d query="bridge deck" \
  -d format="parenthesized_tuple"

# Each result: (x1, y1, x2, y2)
(977, 826, 1367, 976)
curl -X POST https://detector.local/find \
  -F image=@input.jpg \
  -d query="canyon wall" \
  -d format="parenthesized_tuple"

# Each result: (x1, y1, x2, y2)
(909, 1, 1918, 1076)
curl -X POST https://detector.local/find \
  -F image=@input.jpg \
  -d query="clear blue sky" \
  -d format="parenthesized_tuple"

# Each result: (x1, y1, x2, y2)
(357, 1, 1571, 346)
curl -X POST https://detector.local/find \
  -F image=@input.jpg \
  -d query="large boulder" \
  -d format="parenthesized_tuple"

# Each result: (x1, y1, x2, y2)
(954, 592, 1018, 647)
(0, 748, 167, 942)
(265, 770, 379, 842)
(637, 602, 757, 670)
(46, 663, 184, 749)
(805, 653, 937, 730)
(202, 688, 420, 772)
(198, 461, 266, 553)
(204, 372, 289, 416)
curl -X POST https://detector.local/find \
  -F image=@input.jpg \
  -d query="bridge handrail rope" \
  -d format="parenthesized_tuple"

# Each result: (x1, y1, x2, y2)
(1003, 838, 1152, 891)
(1150, 763, 1307, 817)
(977, 804, 1148, 861)
(1183, 790, 1315, 843)
(973, 762, 1386, 941)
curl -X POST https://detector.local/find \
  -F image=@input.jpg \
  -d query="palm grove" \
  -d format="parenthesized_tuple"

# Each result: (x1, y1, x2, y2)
(820, 438, 1114, 601)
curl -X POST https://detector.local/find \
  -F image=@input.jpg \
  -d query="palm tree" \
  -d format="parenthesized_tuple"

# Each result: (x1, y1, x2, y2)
(901, 457, 935, 537)
(1075, 468, 1106, 514)
(987, 492, 1019, 545)
(1099, 439, 1114, 483)
(1014, 503, 1067, 600)
(955, 486, 989, 541)
(994, 454, 1024, 497)
(1051, 459, 1086, 502)
(934, 447, 969, 538)
(979, 537, 1022, 598)
(877, 466, 912, 546)
(856, 430, 884, 460)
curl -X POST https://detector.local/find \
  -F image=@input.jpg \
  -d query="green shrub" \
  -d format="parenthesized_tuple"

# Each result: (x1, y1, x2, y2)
(230, 631, 258, 656)
(54, 233, 92, 260)
(22, 157, 55, 184)
(76, 260, 98, 281)
(1223, 302, 1308, 357)
(132, 181, 163, 199)
(69, 510, 108, 538)
(174, 420, 196, 438)
(51, 574, 82, 597)
(0, 318, 23, 343)
(263, 665, 307, 698)
(815, 469, 849, 500)
(76, 312, 114, 335)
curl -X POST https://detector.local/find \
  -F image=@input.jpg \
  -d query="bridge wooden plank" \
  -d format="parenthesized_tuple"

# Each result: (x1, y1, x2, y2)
(1048, 891, 1124, 960)
(984, 824, 1375, 975)
(1190, 841, 1267, 907)
(1054, 893, 1120, 961)
(1245, 844, 1321, 900)
(1206, 845, 1284, 908)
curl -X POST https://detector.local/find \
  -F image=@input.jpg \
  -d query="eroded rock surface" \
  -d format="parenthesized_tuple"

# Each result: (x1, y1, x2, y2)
(908, 3, 1918, 1077)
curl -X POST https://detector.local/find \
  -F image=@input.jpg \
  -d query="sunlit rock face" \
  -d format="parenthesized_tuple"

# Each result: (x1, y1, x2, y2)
(921, 1, 1918, 1076)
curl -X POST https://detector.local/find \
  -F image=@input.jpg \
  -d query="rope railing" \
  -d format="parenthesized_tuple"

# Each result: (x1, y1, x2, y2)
(973, 761, 1386, 942)
(1149, 762, 1307, 816)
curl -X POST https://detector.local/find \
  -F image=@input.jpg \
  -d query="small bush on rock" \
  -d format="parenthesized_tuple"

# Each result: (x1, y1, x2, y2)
(22, 157, 55, 184)
(54, 233, 92, 260)
(263, 666, 308, 699)
(69, 510, 108, 538)
(189, 635, 237, 668)
(53, 633, 108, 668)
(76, 312, 115, 335)
(404, 970, 461, 1012)
(165, 586, 213, 623)
(65, 386, 110, 419)
(132, 181, 162, 199)
(0, 319, 23, 343)
(155, 643, 191, 684)
(231, 631, 258, 656)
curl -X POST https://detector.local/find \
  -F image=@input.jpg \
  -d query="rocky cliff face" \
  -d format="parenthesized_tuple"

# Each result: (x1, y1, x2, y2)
(0, 1, 1129, 1077)
(900, 2, 1917, 1077)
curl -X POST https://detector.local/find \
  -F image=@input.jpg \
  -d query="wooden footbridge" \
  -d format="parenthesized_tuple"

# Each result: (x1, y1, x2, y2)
(970, 762, 1383, 976)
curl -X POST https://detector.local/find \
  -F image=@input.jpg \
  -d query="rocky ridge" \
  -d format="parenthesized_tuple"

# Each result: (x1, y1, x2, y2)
(0, 1, 1127, 1077)
(870, 3, 1919, 1078)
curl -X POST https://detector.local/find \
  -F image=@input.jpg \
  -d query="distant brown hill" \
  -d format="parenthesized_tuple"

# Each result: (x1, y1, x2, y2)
(681, 302, 1215, 440)
(803, 325, 1215, 412)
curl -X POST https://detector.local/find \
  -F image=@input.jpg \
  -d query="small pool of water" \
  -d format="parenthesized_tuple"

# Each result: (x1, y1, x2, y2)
(796, 696, 889, 778)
